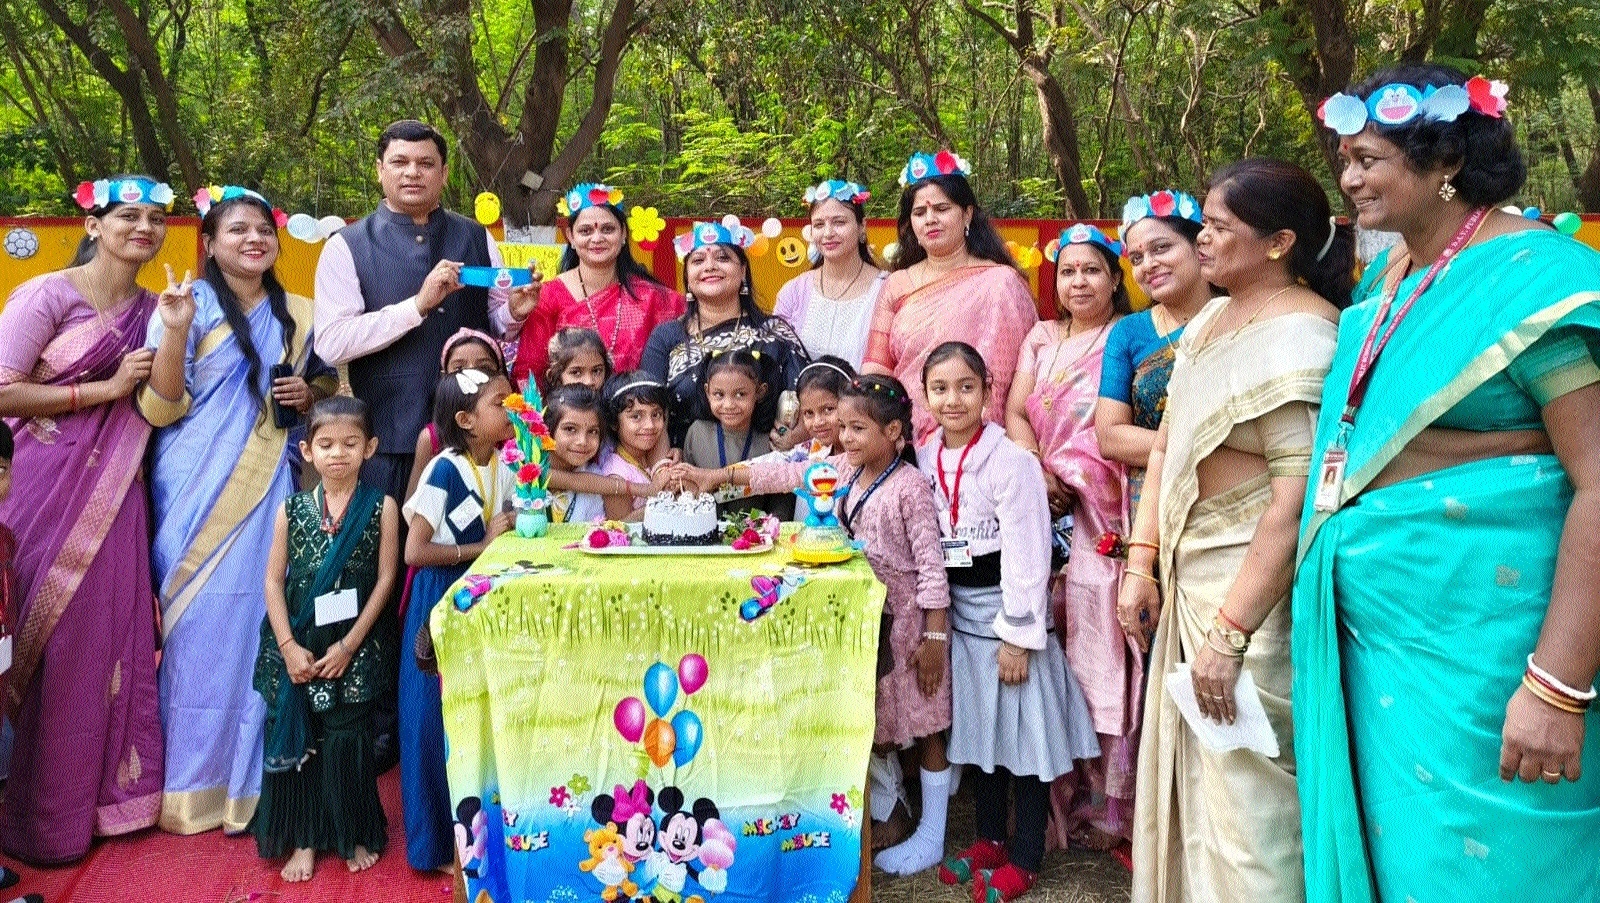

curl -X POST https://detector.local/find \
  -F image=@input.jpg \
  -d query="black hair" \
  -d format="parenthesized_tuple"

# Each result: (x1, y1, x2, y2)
(442, 332, 506, 375)
(378, 119, 448, 164)
(456, 796, 482, 827)
(699, 348, 767, 390)
(545, 327, 613, 388)
(1208, 158, 1356, 309)
(893, 174, 1018, 271)
(544, 383, 605, 442)
(795, 356, 856, 399)
(601, 370, 670, 437)
(922, 340, 990, 386)
(558, 202, 670, 298)
(431, 369, 509, 455)
(0, 418, 12, 460)
(69, 173, 164, 266)
(1054, 239, 1133, 317)
(808, 196, 878, 268)
(200, 194, 297, 423)
(306, 395, 373, 441)
(840, 374, 918, 466)
(681, 243, 764, 325)
(1348, 63, 1525, 206)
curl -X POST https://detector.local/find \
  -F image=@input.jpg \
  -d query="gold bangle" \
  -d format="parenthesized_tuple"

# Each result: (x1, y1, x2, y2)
(1127, 540, 1159, 552)
(1205, 631, 1245, 659)
(277, 636, 294, 651)
(1524, 674, 1587, 714)
(1124, 568, 1158, 586)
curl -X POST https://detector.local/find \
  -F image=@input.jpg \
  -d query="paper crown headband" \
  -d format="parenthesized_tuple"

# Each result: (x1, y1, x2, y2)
(804, 180, 870, 205)
(193, 185, 288, 228)
(557, 182, 625, 218)
(1045, 223, 1123, 261)
(673, 216, 757, 259)
(1318, 76, 1508, 137)
(1120, 189, 1202, 240)
(74, 177, 175, 212)
(899, 150, 971, 187)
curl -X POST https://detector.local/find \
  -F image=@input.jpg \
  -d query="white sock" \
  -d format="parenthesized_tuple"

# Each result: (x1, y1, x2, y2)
(869, 752, 905, 817)
(947, 762, 963, 796)
(873, 767, 950, 875)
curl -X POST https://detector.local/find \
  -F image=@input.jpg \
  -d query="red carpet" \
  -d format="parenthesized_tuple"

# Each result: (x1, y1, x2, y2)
(8, 770, 450, 903)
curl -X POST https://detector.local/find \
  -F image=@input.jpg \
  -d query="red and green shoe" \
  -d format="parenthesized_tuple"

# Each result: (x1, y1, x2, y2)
(937, 839, 1007, 885)
(971, 862, 1038, 903)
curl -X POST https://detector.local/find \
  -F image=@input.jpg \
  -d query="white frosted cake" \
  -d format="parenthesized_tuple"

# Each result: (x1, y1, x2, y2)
(642, 492, 721, 546)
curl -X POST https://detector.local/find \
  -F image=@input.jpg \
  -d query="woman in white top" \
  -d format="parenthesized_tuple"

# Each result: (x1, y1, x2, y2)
(774, 180, 886, 369)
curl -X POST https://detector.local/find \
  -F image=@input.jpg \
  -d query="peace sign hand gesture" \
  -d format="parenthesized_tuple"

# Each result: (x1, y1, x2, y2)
(158, 264, 196, 331)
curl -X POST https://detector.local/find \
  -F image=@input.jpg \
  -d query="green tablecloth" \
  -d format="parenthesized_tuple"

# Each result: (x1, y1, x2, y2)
(432, 524, 884, 903)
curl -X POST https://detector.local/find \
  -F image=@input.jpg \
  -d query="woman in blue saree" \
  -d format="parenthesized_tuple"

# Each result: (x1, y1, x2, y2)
(1296, 64, 1600, 903)
(140, 187, 336, 834)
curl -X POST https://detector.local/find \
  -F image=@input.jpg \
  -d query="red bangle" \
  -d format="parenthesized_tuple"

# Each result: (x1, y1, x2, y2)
(69, 383, 80, 412)
(1527, 668, 1592, 709)
(1216, 608, 1248, 634)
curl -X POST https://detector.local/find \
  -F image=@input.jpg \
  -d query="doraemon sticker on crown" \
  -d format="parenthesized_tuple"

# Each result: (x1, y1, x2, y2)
(192, 185, 289, 228)
(74, 177, 175, 211)
(898, 150, 971, 187)
(1119, 189, 1202, 241)
(1044, 223, 1123, 262)
(557, 182, 625, 218)
(673, 215, 758, 259)
(804, 180, 870, 205)
(1318, 75, 1509, 137)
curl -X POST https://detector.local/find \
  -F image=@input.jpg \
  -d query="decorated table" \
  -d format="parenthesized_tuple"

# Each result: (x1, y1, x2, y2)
(432, 523, 884, 903)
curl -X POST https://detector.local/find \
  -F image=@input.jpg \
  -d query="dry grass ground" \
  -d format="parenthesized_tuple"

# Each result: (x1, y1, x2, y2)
(870, 780, 1132, 903)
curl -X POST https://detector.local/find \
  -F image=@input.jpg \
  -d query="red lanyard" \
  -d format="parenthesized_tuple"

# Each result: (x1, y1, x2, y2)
(937, 428, 983, 528)
(1341, 207, 1487, 427)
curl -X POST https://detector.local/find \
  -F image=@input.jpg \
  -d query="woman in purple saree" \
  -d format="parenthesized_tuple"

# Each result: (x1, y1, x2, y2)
(0, 176, 177, 863)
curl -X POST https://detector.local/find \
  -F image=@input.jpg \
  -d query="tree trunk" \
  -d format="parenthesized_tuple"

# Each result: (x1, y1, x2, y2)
(1024, 62, 1093, 217)
(1267, 0, 1356, 193)
(1574, 83, 1600, 212)
(104, 0, 203, 193)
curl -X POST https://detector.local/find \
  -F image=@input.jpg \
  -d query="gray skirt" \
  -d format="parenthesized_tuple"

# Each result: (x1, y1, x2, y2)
(947, 582, 1100, 781)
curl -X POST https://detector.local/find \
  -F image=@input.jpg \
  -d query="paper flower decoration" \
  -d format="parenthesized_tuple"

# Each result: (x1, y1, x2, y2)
(804, 180, 871, 205)
(558, 182, 624, 219)
(1318, 77, 1511, 136)
(1043, 223, 1122, 262)
(503, 379, 553, 537)
(673, 218, 757, 259)
(74, 177, 175, 211)
(898, 150, 972, 187)
(193, 185, 287, 227)
(1465, 76, 1508, 117)
(629, 205, 666, 249)
(1120, 189, 1202, 242)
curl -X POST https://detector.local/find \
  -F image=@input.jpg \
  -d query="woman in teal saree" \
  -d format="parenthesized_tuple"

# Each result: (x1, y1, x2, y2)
(1295, 63, 1600, 903)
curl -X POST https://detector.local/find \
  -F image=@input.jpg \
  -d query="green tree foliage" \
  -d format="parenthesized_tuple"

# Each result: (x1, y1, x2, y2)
(2, 0, 1598, 221)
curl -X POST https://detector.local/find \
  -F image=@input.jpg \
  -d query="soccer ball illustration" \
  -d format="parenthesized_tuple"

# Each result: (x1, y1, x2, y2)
(4, 228, 39, 260)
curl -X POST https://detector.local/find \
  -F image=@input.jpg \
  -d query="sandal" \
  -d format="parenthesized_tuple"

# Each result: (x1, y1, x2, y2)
(937, 838, 1006, 885)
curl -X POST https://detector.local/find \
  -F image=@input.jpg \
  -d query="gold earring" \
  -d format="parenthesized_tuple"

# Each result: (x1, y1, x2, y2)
(1268, 249, 1282, 261)
(1439, 181, 1457, 202)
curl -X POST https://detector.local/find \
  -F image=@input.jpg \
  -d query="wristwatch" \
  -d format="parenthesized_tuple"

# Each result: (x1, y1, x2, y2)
(1211, 614, 1250, 654)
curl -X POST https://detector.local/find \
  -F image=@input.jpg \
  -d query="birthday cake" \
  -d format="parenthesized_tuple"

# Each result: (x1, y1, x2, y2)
(642, 492, 721, 546)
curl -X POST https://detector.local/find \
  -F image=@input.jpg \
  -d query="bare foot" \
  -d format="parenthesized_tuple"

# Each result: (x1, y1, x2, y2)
(871, 800, 912, 851)
(347, 845, 380, 873)
(282, 847, 315, 882)
(434, 862, 456, 875)
(1069, 825, 1120, 852)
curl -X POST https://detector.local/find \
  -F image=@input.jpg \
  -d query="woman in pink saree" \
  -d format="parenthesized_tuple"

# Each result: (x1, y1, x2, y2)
(0, 176, 181, 863)
(863, 152, 1038, 442)
(1005, 225, 1140, 856)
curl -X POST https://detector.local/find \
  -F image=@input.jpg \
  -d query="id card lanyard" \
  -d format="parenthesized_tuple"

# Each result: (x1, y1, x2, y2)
(467, 456, 497, 527)
(937, 429, 982, 531)
(1314, 206, 1488, 512)
(840, 458, 901, 538)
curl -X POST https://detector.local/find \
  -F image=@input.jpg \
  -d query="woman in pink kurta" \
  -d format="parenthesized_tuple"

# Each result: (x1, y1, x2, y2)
(1005, 225, 1139, 852)
(862, 156, 1037, 443)
(510, 184, 683, 387)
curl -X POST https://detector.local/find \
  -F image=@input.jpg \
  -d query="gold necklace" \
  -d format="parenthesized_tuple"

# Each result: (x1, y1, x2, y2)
(819, 258, 866, 300)
(1196, 285, 1294, 350)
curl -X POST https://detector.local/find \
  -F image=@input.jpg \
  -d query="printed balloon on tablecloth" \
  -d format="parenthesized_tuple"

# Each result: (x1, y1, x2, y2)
(678, 654, 708, 695)
(644, 661, 679, 716)
(670, 710, 704, 767)
(614, 696, 646, 743)
(643, 717, 677, 767)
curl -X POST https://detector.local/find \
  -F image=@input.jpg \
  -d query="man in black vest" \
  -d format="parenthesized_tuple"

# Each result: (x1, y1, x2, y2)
(313, 119, 535, 769)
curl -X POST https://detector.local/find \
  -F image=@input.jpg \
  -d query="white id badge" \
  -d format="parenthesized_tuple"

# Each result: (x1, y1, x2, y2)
(314, 587, 359, 627)
(941, 539, 973, 568)
(448, 496, 484, 532)
(0, 634, 11, 674)
(1313, 448, 1347, 512)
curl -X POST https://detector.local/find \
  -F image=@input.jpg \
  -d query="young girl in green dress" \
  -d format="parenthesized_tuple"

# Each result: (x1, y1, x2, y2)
(252, 396, 400, 882)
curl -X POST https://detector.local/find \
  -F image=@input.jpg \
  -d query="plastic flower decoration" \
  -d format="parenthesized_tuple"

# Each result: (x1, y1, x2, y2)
(503, 378, 553, 536)
(629, 205, 667, 250)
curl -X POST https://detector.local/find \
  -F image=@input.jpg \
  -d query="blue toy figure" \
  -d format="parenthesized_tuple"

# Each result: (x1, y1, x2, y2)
(794, 461, 844, 527)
